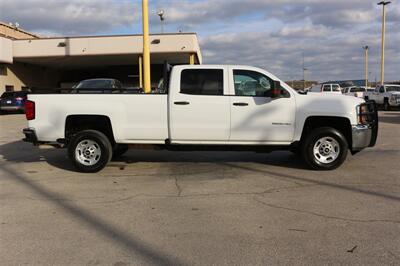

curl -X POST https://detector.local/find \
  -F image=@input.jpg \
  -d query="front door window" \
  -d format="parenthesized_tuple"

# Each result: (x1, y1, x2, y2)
(233, 70, 272, 97)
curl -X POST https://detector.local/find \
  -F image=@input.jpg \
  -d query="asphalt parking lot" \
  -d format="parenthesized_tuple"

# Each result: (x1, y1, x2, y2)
(0, 112, 399, 266)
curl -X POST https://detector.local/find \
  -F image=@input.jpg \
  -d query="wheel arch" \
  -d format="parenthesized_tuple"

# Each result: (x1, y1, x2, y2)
(300, 116, 352, 148)
(65, 115, 116, 145)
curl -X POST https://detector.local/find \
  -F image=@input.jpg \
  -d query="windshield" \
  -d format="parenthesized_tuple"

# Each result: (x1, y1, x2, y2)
(1, 92, 14, 98)
(386, 86, 400, 92)
(351, 87, 366, 92)
(76, 80, 114, 89)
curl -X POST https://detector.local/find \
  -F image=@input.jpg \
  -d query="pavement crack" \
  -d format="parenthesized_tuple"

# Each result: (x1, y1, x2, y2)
(254, 198, 400, 224)
(174, 176, 182, 197)
(387, 250, 400, 261)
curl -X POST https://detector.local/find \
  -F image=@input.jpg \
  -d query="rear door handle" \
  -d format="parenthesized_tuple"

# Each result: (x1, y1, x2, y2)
(174, 101, 190, 105)
(233, 102, 249, 106)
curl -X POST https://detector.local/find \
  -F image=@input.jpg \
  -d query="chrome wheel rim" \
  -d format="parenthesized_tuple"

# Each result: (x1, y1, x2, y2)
(75, 139, 102, 166)
(313, 137, 340, 164)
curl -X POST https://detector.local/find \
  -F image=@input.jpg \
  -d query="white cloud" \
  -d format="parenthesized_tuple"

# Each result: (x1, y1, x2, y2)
(275, 24, 329, 38)
(0, 0, 137, 35)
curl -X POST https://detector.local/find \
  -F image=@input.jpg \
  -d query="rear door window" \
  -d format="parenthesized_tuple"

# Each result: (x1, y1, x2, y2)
(180, 69, 224, 95)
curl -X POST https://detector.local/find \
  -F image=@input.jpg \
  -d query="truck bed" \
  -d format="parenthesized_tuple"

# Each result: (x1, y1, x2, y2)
(28, 93, 169, 143)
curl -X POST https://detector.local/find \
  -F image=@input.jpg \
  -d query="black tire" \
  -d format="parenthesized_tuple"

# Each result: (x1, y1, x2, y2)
(112, 144, 129, 159)
(290, 147, 302, 157)
(68, 130, 112, 173)
(301, 127, 348, 170)
(383, 99, 390, 111)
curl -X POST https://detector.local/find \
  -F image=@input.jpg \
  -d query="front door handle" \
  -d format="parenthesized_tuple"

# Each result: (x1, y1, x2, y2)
(174, 101, 190, 105)
(233, 102, 249, 106)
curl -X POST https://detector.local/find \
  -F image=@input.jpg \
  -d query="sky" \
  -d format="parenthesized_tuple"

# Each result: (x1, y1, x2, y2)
(0, 0, 399, 82)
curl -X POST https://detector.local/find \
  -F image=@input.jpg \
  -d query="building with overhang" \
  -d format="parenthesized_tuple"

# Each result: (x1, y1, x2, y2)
(0, 22, 202, 93)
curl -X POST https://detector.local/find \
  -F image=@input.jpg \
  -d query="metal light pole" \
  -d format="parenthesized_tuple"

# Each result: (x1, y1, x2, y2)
(157, 10, 165, 34)
(363, 46, 369, 88)
(142, 0, 151, 93)
(302, 52, 307, 90)
(377, 1, 391, 85)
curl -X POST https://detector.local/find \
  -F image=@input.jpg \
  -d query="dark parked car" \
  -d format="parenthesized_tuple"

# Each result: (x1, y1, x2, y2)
(72, 78, 123, 93)
(71, 78, 145, 94)
(0, 91, 28, 114)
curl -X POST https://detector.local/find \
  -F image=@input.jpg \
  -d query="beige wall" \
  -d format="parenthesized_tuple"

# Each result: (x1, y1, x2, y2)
(0, 23, 38, 40)
(0, 32, 202, 94)
(0, 37, 13, 63)
(0, 62, 62, 94)
(13, 34, 202, 63)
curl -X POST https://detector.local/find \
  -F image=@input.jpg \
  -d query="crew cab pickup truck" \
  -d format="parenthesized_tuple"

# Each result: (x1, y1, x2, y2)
(23, 65, 378, 172)
(343, 86, 371, 99)
(365, 84, 400, 110)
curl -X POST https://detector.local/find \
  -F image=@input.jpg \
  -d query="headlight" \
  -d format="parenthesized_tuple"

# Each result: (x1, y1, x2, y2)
(357, 104, 368, 125)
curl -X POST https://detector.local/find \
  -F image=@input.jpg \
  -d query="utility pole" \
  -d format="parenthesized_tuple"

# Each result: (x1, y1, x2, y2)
(363, 46, 369, 88)
(302, 52, 308, 90)
(377, 1, 391, 85)
(142, 0, 151, 93)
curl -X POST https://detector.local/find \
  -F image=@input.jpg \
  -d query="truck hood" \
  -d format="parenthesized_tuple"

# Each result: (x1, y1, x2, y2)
(302, 92, 364, 105)
(296, 92, 364, 124)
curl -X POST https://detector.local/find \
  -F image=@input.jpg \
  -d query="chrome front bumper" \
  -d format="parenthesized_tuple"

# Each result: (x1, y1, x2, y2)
(389, 98, 400, 106)
(352, 125, 372, 150)
(352, 101, 379, 151)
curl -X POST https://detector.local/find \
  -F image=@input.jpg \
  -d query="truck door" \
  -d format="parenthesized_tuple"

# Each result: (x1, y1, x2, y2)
(373, 86, 384, 104)
(228, 67, 295, 143)
(169, 67, 230, 143)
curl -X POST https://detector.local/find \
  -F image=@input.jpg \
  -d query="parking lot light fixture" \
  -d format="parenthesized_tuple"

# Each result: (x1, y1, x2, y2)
(363, 46, 369, 88)
(377, 1, 391, 85)
(157, 10, 165, 33)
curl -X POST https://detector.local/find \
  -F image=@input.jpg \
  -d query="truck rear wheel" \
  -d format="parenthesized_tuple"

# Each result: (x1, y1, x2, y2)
(68, 130, 112, 172)
(302, 127, 348, 170)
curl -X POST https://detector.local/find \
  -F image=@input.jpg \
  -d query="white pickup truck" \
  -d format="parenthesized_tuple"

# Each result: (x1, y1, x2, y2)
(365, 84, 400, 110)
(23, 65, 378, 172)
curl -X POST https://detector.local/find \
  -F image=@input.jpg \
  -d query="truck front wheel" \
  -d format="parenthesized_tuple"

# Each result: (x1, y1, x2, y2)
(68, 130, 112, 172)
(302, 127, 348, 170)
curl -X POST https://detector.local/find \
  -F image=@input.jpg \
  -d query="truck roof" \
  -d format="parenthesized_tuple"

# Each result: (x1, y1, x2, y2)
(174, 64, 280, 81)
